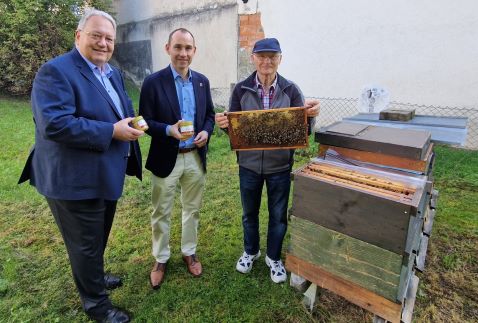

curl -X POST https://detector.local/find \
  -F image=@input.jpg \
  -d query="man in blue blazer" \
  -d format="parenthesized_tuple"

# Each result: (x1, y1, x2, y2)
(18, 9, 141, 323)
(139, 28, 215, 289)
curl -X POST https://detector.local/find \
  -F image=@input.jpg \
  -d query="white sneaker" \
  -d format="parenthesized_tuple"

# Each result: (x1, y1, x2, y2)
(265, 255, 287, 283)
(236, 251, 261, 273)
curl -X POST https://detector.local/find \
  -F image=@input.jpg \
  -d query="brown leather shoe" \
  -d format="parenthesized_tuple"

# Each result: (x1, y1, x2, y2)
(150, 261, 167, 289)
(182, 254, 202, 277)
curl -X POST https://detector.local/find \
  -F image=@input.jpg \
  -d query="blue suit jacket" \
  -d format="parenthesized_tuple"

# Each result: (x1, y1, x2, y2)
(139, 66, 215, 178)
(19, 48, 142, 200)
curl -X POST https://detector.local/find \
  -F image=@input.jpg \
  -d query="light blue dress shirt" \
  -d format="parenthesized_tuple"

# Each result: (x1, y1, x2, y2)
(168, 65, 196, 149)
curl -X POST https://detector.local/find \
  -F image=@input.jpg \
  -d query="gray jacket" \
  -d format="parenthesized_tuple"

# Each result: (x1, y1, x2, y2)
(229, 71, 306, 174)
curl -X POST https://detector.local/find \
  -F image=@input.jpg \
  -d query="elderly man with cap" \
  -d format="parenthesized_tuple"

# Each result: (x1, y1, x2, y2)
(215, 38, 319, 283)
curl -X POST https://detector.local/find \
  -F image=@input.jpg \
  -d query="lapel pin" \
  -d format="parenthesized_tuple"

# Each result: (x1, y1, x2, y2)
(200, 82, 203, 87)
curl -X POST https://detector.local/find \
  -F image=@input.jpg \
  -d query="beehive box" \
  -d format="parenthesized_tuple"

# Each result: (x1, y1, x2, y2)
(315, 122, 431, 160)
(318, 143, 435, 175)
(290, 160, 430, 255)
(286, 159, 434, 322)
(227, 107, 308, 150)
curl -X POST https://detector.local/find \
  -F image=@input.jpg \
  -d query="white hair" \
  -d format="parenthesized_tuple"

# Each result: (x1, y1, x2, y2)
(77, 8, 116, 31)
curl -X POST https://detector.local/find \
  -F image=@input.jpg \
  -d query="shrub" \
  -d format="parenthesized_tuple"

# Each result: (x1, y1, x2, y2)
(0, 0, 112, 96)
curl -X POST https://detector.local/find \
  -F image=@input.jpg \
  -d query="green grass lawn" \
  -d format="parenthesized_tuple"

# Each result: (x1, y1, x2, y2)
(0, 90, 476, 323)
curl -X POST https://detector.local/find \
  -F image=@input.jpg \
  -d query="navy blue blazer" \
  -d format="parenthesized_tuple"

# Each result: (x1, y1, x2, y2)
(19, 48, 142, 200)
(139, 66, 215, 178)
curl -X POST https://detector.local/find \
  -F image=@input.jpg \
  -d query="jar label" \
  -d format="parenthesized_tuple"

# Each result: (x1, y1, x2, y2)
(180, 125, 194, 132)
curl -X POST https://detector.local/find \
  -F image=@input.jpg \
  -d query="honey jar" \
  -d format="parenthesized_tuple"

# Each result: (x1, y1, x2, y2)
(132, 116, 149, 131)
(179, 120, 194, 140)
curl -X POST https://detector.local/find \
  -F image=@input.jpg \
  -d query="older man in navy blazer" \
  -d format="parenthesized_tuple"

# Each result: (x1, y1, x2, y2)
(19, 9, 141, 323)
(139, 28, 215, 289)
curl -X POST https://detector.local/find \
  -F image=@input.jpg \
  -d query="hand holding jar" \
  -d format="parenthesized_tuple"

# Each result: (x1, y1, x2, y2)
(131, 115, 149, 131)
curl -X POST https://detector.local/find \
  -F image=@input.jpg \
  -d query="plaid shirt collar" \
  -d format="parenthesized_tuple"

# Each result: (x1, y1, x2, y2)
(255, 73, 277, 109)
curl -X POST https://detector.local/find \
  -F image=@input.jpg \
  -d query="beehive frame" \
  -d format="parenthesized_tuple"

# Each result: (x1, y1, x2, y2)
(227, 107, 308, 150)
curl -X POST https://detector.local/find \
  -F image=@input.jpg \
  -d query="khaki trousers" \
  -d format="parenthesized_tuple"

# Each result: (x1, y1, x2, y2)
(151, 150, 206, 263)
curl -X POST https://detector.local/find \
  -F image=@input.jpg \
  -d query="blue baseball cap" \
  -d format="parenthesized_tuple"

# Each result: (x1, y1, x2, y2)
(252, 38, 282, 53)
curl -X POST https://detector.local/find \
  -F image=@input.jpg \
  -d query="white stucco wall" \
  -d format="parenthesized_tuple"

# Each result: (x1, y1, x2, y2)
(113, 0, 238, 106)
(255, 0, 478, 107)
(113, 1, 477, 107)
(114, 0, 235, 24)
(146, 9, 237, 89)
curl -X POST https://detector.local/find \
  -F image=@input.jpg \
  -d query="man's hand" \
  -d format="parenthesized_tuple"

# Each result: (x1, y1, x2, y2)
(215, 112, 229, 129)
(193, 130, 209, 148)
(304, 98, 320, 118)
(168, 120, 197, 141)
(113, 117, 144, 141)
(168, 120, 184, 140)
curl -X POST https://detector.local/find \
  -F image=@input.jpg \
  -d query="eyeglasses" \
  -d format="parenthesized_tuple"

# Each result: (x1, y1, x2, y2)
(81, 30, 115, 45)
(253, 53, 281, 62)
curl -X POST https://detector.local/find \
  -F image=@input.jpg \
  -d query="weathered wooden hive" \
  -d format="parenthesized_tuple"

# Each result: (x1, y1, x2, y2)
(286, 122, 438, 323)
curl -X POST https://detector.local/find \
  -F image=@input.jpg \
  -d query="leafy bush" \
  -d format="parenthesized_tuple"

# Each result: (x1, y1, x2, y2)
(0, 0, 112, 96)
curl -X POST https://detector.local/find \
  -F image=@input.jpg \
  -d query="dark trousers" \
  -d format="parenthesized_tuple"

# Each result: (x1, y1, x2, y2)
(46, 198, 117, 319)
(239, 166, 291, 261)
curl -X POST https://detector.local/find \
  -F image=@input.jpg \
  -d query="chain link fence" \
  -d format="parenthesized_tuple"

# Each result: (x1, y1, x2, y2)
(310, 97, 477, 150)
(211, 87, 230, 111)
(211, 89, 478, 150)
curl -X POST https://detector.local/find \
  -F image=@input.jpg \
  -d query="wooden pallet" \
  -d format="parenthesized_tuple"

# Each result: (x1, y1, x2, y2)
(286, 254, 420, 323)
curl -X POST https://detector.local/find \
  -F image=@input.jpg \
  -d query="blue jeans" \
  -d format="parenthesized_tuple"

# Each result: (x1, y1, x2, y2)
(239, 166, 291, 261)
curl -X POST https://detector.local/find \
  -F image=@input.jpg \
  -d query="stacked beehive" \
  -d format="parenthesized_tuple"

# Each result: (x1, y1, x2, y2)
(285, 122, 437, 323)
